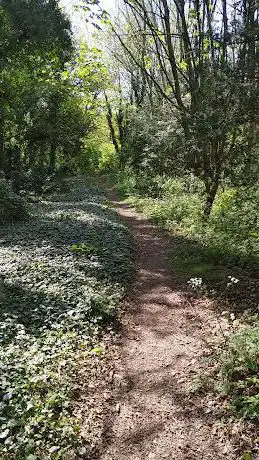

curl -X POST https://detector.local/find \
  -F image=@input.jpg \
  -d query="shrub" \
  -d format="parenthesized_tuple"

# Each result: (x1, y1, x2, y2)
(115, 169, 138, 197)
(0, 177, 29, 224)
(131, 194, 202, 227)
(211, 186, 259, 259)
(98, 143, 118, 171)
(160, 174, 204, 198)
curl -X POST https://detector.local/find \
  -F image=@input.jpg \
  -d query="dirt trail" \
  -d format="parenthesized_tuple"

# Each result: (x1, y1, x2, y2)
(100, 195, 237, 460)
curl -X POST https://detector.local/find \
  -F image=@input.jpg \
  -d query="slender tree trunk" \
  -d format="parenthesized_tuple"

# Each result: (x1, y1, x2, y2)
(116, 108, 125, 167)
(0, 117, 5, 174)
(221, 0, 228, 65)
(49, 143, 57, 173)
(104, 93, 120, 158)
(203, 178, 219, 217)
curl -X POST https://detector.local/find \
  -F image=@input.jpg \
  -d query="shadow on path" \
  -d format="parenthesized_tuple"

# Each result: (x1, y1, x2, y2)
(98, 192, 238, 460)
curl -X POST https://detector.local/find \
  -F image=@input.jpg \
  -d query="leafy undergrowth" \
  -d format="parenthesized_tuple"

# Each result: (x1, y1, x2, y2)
(0, 177, 133, 459)
(118, 174, 259, 309)
(217, 320, 259, 422)
(0, 177, 29, 224)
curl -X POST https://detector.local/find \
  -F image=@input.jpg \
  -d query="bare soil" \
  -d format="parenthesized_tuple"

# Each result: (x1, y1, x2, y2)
(99, 195, 240, 460)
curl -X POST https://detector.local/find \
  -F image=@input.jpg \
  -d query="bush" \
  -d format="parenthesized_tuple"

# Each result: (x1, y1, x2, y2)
(160, 174, 204, 198)
(0, 177, 29, 224)
(211, 186, 259, 258)
(98, 143, 118, 171)
(129, 194, 202, 227)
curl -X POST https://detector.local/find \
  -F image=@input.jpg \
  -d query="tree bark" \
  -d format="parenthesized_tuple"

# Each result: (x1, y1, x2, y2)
(49, 143, 57, 173)
(104, 93, 120, 158)
(203, 179, 219, 217)
(0, 116, 5, 174)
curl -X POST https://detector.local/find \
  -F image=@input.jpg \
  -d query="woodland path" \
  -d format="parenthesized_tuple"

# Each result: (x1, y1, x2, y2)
(100, 192, 237, 460)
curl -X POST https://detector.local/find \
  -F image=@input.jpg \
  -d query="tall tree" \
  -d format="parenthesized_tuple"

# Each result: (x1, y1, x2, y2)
(110, 0, 259, 214)
(0, 0, 71, 175)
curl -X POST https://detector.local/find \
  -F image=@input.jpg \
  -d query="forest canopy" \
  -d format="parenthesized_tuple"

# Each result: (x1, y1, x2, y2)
(0, 0, 258, 213)
(0, 0, 108, 194)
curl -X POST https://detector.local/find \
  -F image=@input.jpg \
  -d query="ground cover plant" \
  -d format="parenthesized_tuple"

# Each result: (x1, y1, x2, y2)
(0, 176, 29, 224)
(217, 320, 259, 422)
(0, 177, 133, 459)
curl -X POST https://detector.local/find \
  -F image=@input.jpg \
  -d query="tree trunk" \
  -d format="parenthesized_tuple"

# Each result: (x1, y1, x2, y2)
(0, 117, 5, 174)
(49, 143, 57, 174)
(104, 93, 120, 158)
(203, 179, 219, 217)
(10, 147, 22, 193)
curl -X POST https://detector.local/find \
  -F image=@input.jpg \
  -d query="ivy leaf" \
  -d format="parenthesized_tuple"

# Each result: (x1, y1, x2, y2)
(49, 445, 60, 454)
(0, 429, 10, 439)
(90, 346, 104, 355)
(242, 452, 252, 460)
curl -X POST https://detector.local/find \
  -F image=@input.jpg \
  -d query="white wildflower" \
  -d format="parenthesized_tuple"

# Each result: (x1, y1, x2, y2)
(187, 277, 203, 289)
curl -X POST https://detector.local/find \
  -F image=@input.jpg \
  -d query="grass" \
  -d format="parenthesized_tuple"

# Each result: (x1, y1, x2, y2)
(0, 176, 134, 459)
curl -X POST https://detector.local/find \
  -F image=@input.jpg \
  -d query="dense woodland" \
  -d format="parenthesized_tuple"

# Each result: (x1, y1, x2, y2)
(0, 0, 259, 458)
(1, 0, 258, 203)
(107, 0, 258, 209)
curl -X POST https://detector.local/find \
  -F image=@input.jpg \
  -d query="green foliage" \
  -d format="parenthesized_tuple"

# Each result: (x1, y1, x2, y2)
(1, 0, 71, 59)
(0, 177, 134, 459)
(218, 323, 259, 421)
(117, 173, 259, 295)
(0, 177, 28, 223)
(83, 139, 118, 172)
(121, 107, 184, 174)
(71, 242, 99, 255)
(129, 194, 202, 226)
(211, 186, 259, 257)
(98, 143, 118, 171)
(83, 115, 118, 173)
(0, 1, 110, 189)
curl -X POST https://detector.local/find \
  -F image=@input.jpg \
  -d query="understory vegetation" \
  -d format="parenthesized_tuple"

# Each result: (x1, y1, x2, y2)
(0, 175, 29, 224)
(117, 173, 259, 275)
(0, 177, 133, 459)
(219, 321, 259, 422)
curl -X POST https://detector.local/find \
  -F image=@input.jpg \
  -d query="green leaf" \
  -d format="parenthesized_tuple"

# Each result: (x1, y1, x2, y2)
(0, 429, 10, 439)
(90, 346, 104, 355)
(179, 61, 188, 71)
(242, 452, 252, 460)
